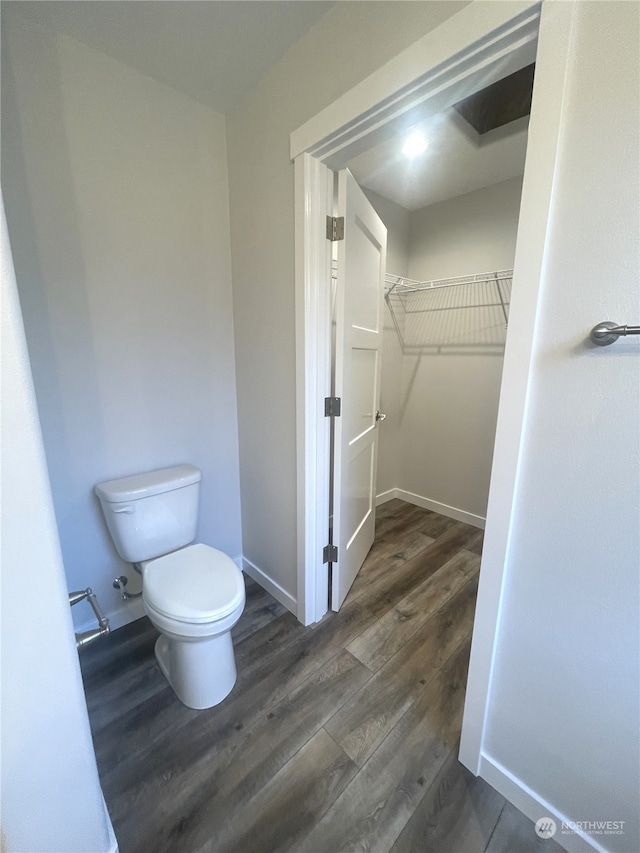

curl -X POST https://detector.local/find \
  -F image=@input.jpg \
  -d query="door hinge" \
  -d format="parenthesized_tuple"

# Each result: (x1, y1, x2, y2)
(324, 396, 341, 417)
(326, 215, 344, 242)
(323, 544, 338, 564)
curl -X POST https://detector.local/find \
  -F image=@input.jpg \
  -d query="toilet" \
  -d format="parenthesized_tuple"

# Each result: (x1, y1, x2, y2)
(95, 464, 245, 709)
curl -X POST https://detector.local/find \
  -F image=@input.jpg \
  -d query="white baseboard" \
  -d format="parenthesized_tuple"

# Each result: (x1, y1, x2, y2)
(393, 488, 485, 529)
(242, 557, 297, 615)
(479, 754, 606, 853)
(376, 488, 399, 506)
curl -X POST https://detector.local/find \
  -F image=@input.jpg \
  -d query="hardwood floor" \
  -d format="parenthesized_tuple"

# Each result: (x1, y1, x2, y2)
(80, 500, 564, 853)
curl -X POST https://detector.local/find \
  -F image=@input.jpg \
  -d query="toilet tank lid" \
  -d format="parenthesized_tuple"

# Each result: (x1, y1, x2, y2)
(95, 464, 201, 503)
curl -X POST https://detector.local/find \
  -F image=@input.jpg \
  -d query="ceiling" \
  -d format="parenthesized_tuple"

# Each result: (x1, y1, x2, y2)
(6, 1, 527, 210)
(347, 108, 528, 211)
(5, 1, 335, 113)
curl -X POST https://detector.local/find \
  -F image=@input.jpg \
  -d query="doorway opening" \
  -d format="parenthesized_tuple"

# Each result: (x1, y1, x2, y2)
(296, 3, 540, 624)
(344, 93, 530, 543)
(325, 121, 529, 613)
(324, 107, 528, 604)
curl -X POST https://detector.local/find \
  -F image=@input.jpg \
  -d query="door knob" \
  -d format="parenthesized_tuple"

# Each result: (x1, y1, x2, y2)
(375, 411, 387, 422)
(590, 321, 640, 346)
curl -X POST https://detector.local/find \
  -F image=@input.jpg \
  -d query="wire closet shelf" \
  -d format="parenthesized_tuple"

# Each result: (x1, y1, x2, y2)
(384, 269, 513, 353)
(386, 269, 512, 321)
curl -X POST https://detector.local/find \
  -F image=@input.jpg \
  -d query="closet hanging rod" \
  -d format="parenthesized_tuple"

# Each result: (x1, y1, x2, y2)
(386, 269, 514, 295)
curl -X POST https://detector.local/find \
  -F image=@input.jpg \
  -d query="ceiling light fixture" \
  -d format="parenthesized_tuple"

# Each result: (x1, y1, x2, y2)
(402, 131, 427, 159)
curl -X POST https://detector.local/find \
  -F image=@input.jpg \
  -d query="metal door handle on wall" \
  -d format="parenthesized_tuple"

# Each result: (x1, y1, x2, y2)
(590, 321, 640, 346)
(375, 411, 387, 422)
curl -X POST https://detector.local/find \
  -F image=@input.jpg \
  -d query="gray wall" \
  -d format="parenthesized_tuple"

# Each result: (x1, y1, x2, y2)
(227, 1, 468, 603)
(401, 177, 523, 521)
(408, 177, 524, 281)
(368, 178, 523, 522)
(483, 3, 639, 845)
(2, 12, 242, 631)
(1, 196, 115, 853)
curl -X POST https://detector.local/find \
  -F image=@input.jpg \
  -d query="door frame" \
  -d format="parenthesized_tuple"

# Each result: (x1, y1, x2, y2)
(292, 0, 574, 772)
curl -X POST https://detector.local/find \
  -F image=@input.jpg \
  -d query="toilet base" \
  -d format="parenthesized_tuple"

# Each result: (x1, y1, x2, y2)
(154, 630, 237, 710)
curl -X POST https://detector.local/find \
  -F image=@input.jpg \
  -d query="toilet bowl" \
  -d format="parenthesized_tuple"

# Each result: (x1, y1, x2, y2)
(94, 464, 245, 710)
(142, 543, 245, 709)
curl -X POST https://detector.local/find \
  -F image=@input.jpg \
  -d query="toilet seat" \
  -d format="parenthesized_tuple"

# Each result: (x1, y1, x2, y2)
(143, 543, 244, 624)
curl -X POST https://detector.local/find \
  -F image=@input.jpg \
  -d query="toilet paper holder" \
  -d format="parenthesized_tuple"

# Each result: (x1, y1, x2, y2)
(69, 587, 110, 649)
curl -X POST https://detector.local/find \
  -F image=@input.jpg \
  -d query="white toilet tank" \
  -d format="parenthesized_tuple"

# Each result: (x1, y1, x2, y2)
(95, 464, 201, 563)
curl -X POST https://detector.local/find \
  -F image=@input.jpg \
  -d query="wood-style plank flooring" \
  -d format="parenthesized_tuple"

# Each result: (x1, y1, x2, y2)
(81, 500, 564, 853)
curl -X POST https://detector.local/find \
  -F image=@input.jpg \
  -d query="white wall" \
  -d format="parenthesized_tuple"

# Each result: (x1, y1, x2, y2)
(2, 12, 242, 631)
(394, 177, 523, 522)
(479, 3, 639, 850)
(227, 1, 469, 605)
(363, 189, 410, 499)
(1, 198, 116, 852)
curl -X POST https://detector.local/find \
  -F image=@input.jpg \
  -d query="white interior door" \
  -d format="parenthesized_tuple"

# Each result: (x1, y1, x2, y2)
(331, 169, 387, 610)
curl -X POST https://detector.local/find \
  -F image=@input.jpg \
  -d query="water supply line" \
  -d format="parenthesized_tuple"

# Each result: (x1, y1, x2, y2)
(113, 573, 142, 600)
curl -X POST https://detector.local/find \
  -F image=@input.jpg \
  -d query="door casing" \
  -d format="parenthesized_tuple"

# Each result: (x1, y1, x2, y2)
(292, 0, 575, 775)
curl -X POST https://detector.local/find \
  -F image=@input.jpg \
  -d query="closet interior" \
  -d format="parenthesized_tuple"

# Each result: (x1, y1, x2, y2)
(347, 111, 528, 528)
(348, 65, 535, 527)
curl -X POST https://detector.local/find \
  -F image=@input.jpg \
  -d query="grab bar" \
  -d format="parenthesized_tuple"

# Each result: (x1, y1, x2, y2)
(590, 321, 640, 346)
(69, 587, 110, 649)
